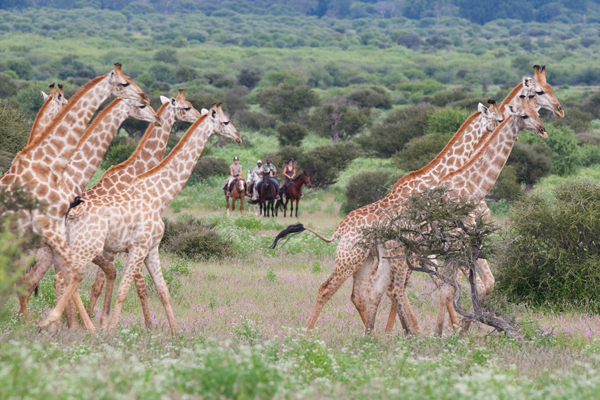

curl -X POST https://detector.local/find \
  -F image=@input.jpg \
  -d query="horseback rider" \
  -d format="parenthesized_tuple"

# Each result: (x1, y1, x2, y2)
(224, 156, 242, 197)
(249, 159, 263, 200)
(280, 158, 296, 199)
(256, 157, 280, 200)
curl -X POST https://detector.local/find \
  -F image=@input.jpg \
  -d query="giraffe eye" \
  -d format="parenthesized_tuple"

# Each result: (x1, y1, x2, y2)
(184, 107, 191, 111)
(139, 105, 146, 109)
(120, 82, 130, 87)
(521, 115, 529, 119)
(497, 119, 504, 123)
(536, 91, 544, 95)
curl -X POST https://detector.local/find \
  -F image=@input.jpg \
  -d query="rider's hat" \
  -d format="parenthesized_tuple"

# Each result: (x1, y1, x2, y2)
(233, 156, 239, 161)
(257, 159, 262, 164)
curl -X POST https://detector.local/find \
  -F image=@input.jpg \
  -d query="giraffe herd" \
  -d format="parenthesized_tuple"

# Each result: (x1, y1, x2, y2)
(3, 63, 563, 338)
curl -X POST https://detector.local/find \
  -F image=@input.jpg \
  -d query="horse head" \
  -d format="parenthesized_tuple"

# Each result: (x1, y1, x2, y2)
(302, 171, 312, 188)
(237, 177, 246, 193)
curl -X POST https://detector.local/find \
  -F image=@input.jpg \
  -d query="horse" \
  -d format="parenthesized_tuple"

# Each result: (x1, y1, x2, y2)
(281, 171, 312, 218)
(250, 175, 278, 217)
(224, 177, 246, 216)
(246, 170, 260, 216)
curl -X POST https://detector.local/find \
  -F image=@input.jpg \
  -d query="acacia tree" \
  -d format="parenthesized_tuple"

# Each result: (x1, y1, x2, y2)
(310, 98, 371, 142)
(363, 187, 521, 338)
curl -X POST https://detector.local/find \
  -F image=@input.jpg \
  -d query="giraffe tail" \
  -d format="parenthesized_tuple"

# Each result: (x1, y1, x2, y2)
(269, 223, 333, 249)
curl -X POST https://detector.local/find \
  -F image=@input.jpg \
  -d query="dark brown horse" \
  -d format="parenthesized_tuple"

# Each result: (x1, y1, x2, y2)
(249, 176, 278, 217)
(281, 171, 312, 218)
(224, 177, 246, 216)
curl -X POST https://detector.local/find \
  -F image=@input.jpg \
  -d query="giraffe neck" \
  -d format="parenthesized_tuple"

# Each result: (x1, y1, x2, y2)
(59, 99, 128, 200)
(27, 97, 60, 145)
(133, 114, 210, 212)
(83, 103, 175, 198)
(443, 116, 519, 198)
(18, 76, 111, 179)
(385, 112, 488, 203)
(499, 83, 524, 117)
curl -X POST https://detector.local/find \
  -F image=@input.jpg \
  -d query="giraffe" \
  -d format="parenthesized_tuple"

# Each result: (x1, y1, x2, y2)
(27, 83, 69, 146)
(367, 95, 547, 335)
(270, 100, 504, 333)
(80, 89, 202, 326)
(271, 66, 565, 336)
(63, 103, 240, 335)
(16, 98, 161, 325)
(2, 64, 149, 333)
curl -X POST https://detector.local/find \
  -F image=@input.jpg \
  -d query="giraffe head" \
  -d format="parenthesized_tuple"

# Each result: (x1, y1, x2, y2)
(107, 63, 150, 105)
(159, 89, 202, 123)
(122, 99, 162, 127)
(478, 99, 504, 132)
(507, 95, 547, 139)
(57, 84, 68, 106)
(207, 102, 242, 143)
(532, 65, 564, 117)
(40, 83, 68, 110)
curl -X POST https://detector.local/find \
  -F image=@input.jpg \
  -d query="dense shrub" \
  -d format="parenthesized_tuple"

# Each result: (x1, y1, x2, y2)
(430, 90, 467, 107)
(506, 142, 553, 191)
(426, 108, 471, 134)
(520, 125, 580, 176)
(392, 133, 451, 172)
(549, 108, 593, 133)
(310, 101, 371, 142)
(175, 66, 199, 82)
(192, 156, 229, 180)
(236, 110, 276, 131)
(361, 104, 436, 157)
(299, 142, 361, 187)
(276, 123, 307, 147)
(489, 165, 522, 202)
(237, 68, 261, 89)
(16, 82, 49, 114)
(161, 216, 231, 259)
(346, 86, 392, 109)
(256, 84, 319, 122)
(100, 136, 139, 169)
(0, 73, 16, 98)
(0, 102, 30, 172)
(265, 146, 304, 171)
(496, 181, 600, 305)
(395, 79, 443, 95)
(341, 170, 398, 214)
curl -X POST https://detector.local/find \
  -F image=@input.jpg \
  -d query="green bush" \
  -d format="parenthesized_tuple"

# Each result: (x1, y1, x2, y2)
(310, 101, 371, 142)
(341, 170, 399, 214)
(175, 66, 198, 82)
(237, 68, 261, 89)
(276, 123, 306, 147)
(346, 86, 392, 109)
(506, 142, 553, 191)
(496, 181, 600, 305)
(161, 216, 231, 259)
(0, 102, 30, 172)
(520, 125, 580, 176)
(395, 79, 443, 95)
(192, 156, 229, 180)
(489, 165, 522, 202)
(256, 84, 319, 122)
(430, 90, 468, 107)
(361, 104, 436, 157)
(392, 133, 452, 172)
(299, 142, 360, 187)
(100, 136, 139, 170)
(16, 82, 49, 114)
(426, 108, 472, 134)
(549, 108, 593, 133)
(266, 145, 304, 171)
(0, 73, 16, 98)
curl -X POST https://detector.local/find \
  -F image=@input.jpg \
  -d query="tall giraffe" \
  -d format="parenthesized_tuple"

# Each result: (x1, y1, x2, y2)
(16, 98, 161, 324)
(271, 66, 565, 336)
(2, 64, 149, 333)
(368, 95, 547, 335)
(64, 103, 241, 335)
(27, 83, 68, 145)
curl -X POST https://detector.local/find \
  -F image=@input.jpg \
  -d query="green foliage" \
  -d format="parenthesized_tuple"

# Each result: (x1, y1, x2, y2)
(362, 104, 437, 157)
(521, 125, 580, 176)
(341, 170, 398, 214)
(310, 101, 371, 142)
(265, 267, 276, 282)
(6, 58, 32, 80)
(161, 215, 232, 259)
(0, 73, 16, 98)
(16, 82, 48, 114)
(395, 79, 443, 95)
(506, 142, 553, 190)
(175, 66, 198, 82)
(276, 123, 306, 147)
(153, 48, 177, 64)
(100, 136, 139, 170)
(490, 165, 522, 202)
(0, 102, 31, 173)
(192, 156, 229, 181)
(496, 181, 600, 305)
(426, 108, 472, 134)
(256, 84, 319, 122)
(237, 68, 261, 89)
(299, 142, 361, 187)
(393, 133, 452, 172)
(549, 108, 594, 133)
(265, 145, 304, 171)
(346, 86, 392, 109)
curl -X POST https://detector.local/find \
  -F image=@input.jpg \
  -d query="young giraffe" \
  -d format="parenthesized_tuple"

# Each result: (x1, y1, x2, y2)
(271, 101, 504, 333)
(80, 89, 202, 326)
(64, 103, 240, 335)
(368, 95, 547, 335)
(2, 64, 149, 333)
(17, 98, 161, 324)
(26, 83, 69, 145)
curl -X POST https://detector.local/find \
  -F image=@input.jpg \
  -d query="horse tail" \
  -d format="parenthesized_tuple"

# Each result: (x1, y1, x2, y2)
(270, 223, 334, 249)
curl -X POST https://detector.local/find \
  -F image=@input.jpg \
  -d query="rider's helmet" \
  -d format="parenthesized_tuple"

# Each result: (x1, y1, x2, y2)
(233, 156, 239, 161)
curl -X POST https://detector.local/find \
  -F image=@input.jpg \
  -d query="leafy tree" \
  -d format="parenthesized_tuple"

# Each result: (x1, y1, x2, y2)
(153, 48, 178, 64)
(298, 142, 360, 187)
(256, 84, 319, 122)
(223, 86, 248, 117)
(6, 58, 32, 80)
(426, 108, 471, 134)
(276, 123, 307, 147)
(237, 68, 261, 89)
(192, 156, 230, 180)
(0, 73, 16, 98)
(341, 170, 399, 214)
(346, 86, 392, 109)
(490, 165, 522, 202)
(204, 72, 236, 88)
(175, 66, 198, 82)
(506, 142, 553, 192)
(310, 99, 371, 142)
(149, 63, 176, 84)
(100, 136, 139, 169)
(0, 101, 31, 172)
(393, 133, 452, 172)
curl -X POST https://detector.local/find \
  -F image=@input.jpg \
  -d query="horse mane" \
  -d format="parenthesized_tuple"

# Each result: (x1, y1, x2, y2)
(292, 171, 306, 182)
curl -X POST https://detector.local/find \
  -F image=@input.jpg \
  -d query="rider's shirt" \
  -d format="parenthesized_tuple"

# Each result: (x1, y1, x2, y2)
(261, 164, 276, 177)
(230, 163, 242, 176)
(252, 166, 262, 174)
(284, 165, 294, 180)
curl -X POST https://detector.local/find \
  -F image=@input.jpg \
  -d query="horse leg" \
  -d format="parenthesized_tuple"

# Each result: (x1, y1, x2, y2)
(225, 191, 230, 217)
(295, 198, 299, 218)
(240, 195, 244, 215)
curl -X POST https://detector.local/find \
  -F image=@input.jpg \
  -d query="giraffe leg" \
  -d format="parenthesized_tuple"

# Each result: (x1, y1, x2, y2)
(384, 301, 397, 335)
(306, 245, 368, 333)
(365, 246, 391, 333)
(133, 270, 152, 330)
(351, 251, 375, 327)
(144, 246, 178, 335)
(92, 254, 117, 327)
(17, 244, 54, 322)
(53, 256, 79, 330)
(388, 259, 421, 336)
(87, 268, 106, 318)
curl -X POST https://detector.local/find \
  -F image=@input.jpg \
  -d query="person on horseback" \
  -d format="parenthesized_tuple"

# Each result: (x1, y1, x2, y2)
(280, 158, 296, 200)
(249, 159, 263, 200)
(256, 157, 280, 200)
(224, 156, 242, 197)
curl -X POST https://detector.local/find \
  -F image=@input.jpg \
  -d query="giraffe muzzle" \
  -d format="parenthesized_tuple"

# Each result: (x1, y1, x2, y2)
(554, 104, 565, 118)
(537, 127, 548, 139)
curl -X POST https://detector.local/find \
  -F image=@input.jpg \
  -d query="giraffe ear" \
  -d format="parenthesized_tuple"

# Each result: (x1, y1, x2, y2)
(123, 98, 133, 105)
(201, 108, 209, 115)
(477, 102, 488, 115)
(160, 96, 170, 104)
(507, 105, 517, 115)
(41, 90, 49, 101)
(522, 76, 532, 88)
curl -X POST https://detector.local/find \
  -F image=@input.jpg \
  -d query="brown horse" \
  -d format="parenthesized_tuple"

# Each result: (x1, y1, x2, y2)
(281, 171, 312, 218)
(224, 177, 246, 216)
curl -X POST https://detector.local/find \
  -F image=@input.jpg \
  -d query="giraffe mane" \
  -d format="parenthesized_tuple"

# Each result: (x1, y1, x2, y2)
(440, 116, 513, 183)
(132, 112, 209, 182)
(29, 96, 54, 140)
(388, 111, 482, 192)
(499, 82, 524, 112)
(20, 75, 106, 155)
